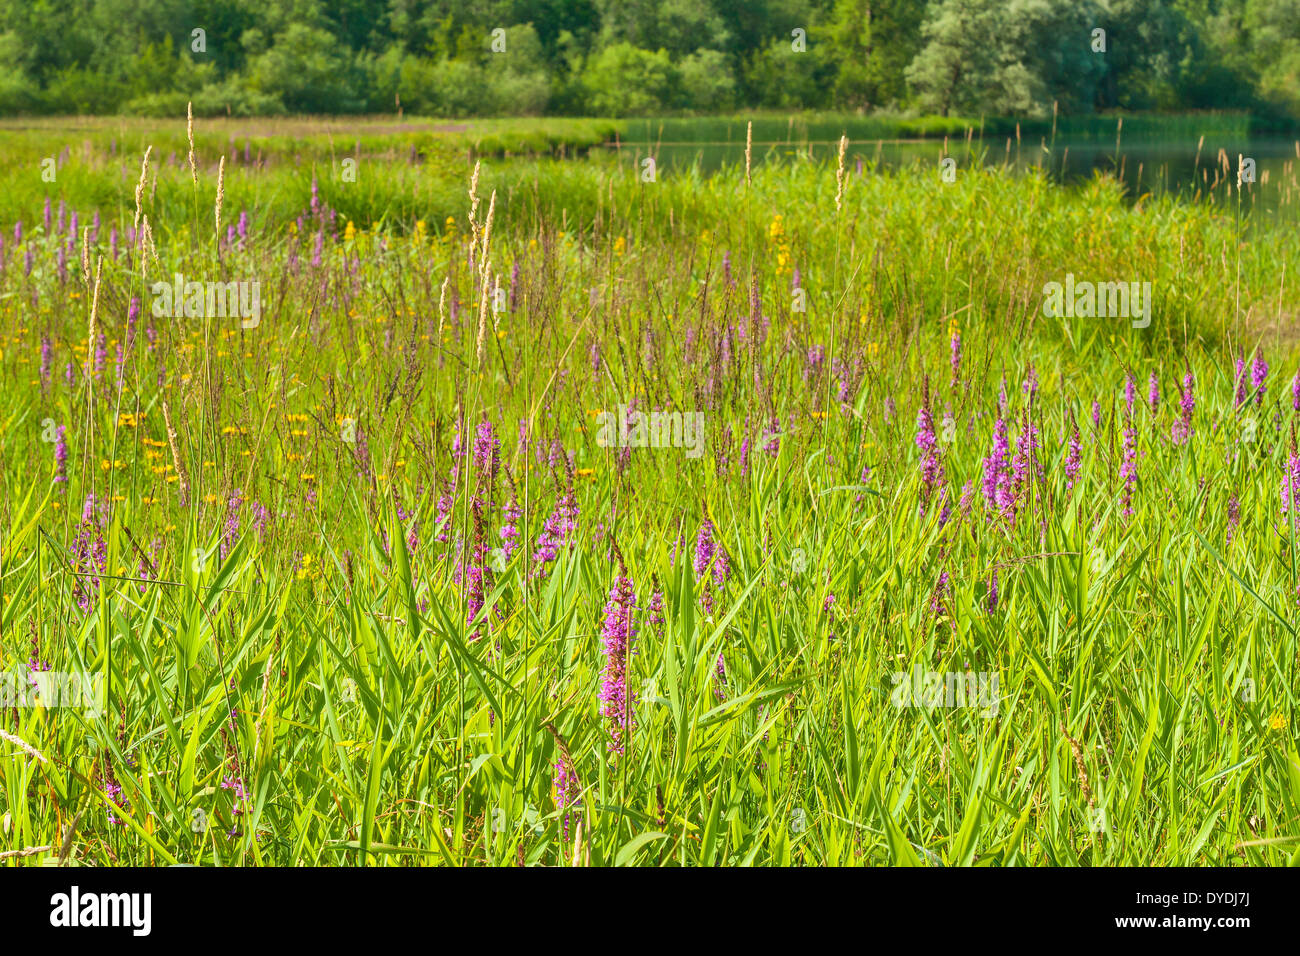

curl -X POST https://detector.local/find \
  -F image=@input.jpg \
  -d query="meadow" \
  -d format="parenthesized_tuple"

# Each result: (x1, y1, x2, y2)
(1, 113, 1300, 866)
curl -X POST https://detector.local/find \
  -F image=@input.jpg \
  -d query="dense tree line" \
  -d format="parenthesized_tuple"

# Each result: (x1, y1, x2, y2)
(0, 0, 1296, 118)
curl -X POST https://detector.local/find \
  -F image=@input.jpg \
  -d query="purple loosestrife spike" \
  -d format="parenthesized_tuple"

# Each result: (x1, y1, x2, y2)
(1124, 374, 1135, 415)
(712, 540, 731, 590)
(251, 501, 270, 542)
(762, 417, 780, 456)
(531, 489, 579, 576)
(1023, 364, 1038, 402)
(1252, 350, 1269, 405)
(499, 495, 521, 560)
(1235, 352, 1247, 406)
(464, 560, 488, 632)
(1293, 371, 1300, 412)
(1065, 424, 1082, 489)
(1009, 411, 1040, 520)
(1281, 449, 1300, 530)
(856, 463, 873, 506)
(126, 295, 139, 336)
(1120, 418, 1138, 521)
(1091, 400, 1102, 429)
(73, 494, 106, 612)
(1226, 494, 1241, 545)
(54, 426, 68, 485)
(986, 570, 999, 613)
(554, 754, 581, 840)
(221, 490, 243, 559)
(915, 397, 936, 452)
(1147, 370, 1159, 415)
(40, 334, 51, 388)
(473, 420, 501, 494)
(713, 653, 728, 702)
(803, 344, 825, 386)
(598, 572, 637, 755)
(982, 416, 1009, 511)
(647, 587, 665, 634)
(694, 518, 715, 574)
(832, 356, 855, 407)
(915, 380, 943, 515)
(1173, 370, 1194, 445)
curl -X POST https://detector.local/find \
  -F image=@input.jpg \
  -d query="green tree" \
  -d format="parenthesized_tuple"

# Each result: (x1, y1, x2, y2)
(827, 0, 923, 110)
(905, 0, 1033, 115)
(677, 48, 736, 110)
(247, 23, 364, 112)
(581, 42, 674, 116)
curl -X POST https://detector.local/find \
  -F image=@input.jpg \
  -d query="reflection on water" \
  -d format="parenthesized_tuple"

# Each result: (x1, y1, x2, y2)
(605, 132, 1300, 221)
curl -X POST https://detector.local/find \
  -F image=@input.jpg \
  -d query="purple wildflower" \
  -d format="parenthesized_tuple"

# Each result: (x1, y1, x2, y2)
(598, 573, 637, 755)
(1119, 420, 1138, 520)
(40, 334, 52, 388)
(72, 494, 106, 612)
(1281, 451, 1300, 529)
(1172, 370, 1194, 445)
(1022, 364, 1038, 402)
(1252, 350, 1268, 406)
(1065, 423, 1082, 489)
(554, 753, 581, 841)
(499, 495, 521, 560)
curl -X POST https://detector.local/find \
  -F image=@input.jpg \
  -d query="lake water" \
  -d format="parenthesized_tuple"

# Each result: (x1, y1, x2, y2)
(604, 124, 1300, 223)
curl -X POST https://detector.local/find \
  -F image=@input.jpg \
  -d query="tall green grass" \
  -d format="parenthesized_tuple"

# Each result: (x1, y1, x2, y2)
(0, 121, 1298, 866)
